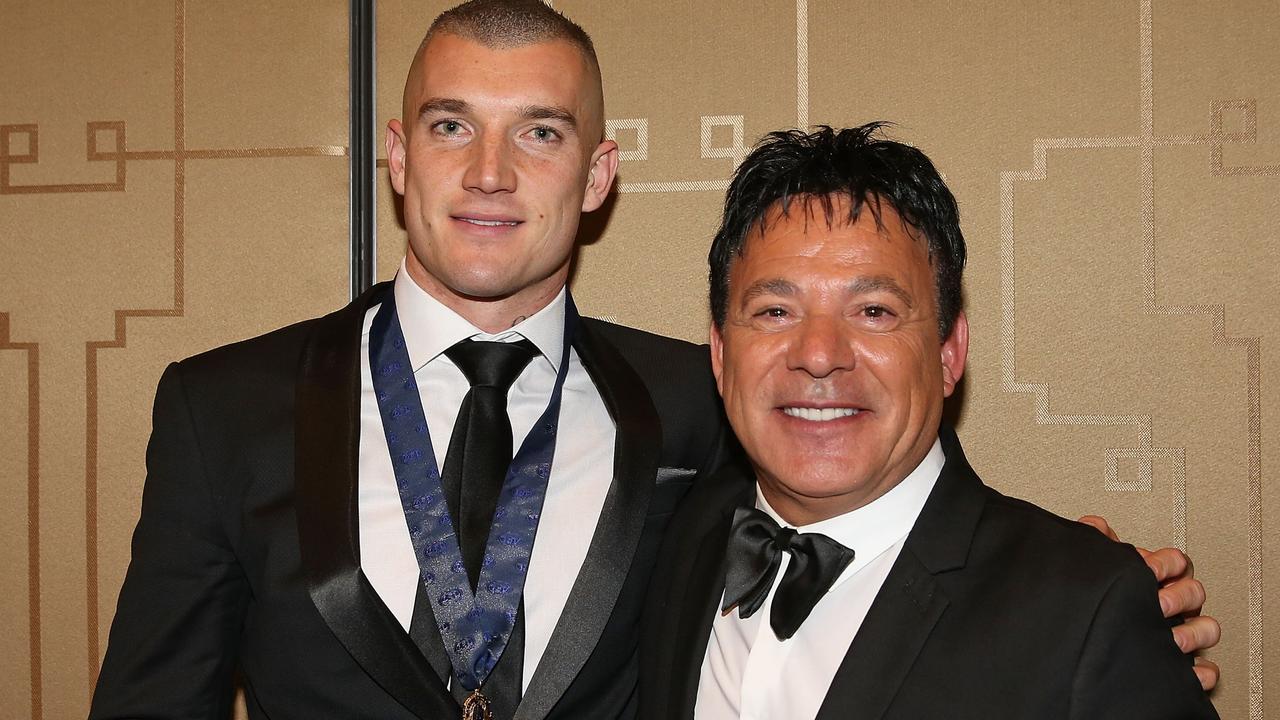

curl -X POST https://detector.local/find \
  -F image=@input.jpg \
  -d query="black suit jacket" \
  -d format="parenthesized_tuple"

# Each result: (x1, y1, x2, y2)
(90, 282, 731, 720)
(640, 428, 1218, 719)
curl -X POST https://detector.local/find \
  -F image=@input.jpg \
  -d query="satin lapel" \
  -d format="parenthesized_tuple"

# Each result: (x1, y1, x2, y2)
(814, 428, 985, 720)
(295, 282, 454, 719)
(668, 499, 740, 719)
(514, 318, 663, 720)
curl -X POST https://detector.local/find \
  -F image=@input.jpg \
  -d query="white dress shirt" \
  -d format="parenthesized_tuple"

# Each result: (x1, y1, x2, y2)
(695, 440, 945, 720)
(357, 265, 616, 691)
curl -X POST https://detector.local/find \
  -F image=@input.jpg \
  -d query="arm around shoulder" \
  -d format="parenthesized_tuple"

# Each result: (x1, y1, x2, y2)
(1069, 554, 1219, 720)
(89, 362, 249, 720)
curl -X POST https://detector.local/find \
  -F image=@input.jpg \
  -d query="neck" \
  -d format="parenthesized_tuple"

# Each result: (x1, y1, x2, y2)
(403, 262, 567, 334)
(759, 481, 903, 527)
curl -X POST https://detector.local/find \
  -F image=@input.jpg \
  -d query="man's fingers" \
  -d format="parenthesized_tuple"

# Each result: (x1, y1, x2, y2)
(1145, 546, 1192, 586)
(1173, 615, 1222, 654)
(1076, 517, 1217, 690)
(1158, 575, 1207, 618)
(1193, 658, 1220, 692)
(1078, 515, 1120, 541)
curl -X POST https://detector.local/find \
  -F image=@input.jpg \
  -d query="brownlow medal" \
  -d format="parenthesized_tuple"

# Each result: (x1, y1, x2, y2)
(462, 688, 493, 720)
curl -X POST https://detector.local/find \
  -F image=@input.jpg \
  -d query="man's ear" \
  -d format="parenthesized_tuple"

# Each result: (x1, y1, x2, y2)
(940, 310, 969, 397)
(581, 139, 619, 212)
(709, 322, 726, 396)
(386, 120, 408, 196)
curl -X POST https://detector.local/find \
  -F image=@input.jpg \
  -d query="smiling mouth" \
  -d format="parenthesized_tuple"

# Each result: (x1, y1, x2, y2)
(781, 407, 861, 422)
(457, 217, 521, 227)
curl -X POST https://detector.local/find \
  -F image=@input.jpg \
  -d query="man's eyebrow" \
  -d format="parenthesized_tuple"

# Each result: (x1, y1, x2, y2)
(417, 97, 470, 117)
(847, 275, 914, 308)
(519, 104, 578, 131)
(739, 278, 799, 306)
(739, 275, 915, 308)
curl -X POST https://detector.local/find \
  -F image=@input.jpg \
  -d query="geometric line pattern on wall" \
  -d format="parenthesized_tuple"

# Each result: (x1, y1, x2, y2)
(613, 0, 810, 195)
(604, 118, 648, 162)
(0, 122, 345, 195)
(793, 0, 808, 130)
(1211, 99, 1280, 177)
(1, 1, 349, 711)
(0, 312, 41, 720)
(999, 2, 1268, 716)
(699, 114, 746, 167)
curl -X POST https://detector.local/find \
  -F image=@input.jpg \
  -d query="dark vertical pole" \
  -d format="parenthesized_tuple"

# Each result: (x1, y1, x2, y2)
(350, 0, 376, 298)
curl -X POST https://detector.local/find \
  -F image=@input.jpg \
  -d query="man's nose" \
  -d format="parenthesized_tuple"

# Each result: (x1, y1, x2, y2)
(462, 132, 517, 193)
(786, 316, 856, 379)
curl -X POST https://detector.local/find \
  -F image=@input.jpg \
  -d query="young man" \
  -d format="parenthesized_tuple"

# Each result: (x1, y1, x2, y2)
(91, 3, 727, 719)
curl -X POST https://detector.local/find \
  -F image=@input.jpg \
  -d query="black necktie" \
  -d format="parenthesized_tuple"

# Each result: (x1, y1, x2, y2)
(721, 506, 856, 640)
(441, 338, 539, 590)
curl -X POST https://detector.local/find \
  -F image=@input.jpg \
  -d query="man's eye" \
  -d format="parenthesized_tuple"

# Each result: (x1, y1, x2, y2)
(758, 307, 788, 318)
(529, 126, 561, 142)
(433, 120, 463, 135)
(864, 305, 892, 318)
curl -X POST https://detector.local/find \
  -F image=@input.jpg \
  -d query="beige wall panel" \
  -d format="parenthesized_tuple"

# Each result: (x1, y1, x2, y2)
(1154, 0, 1280, 152)
(807, 0, 1139, 155)
(0, 349, 34, 717)
(573, 191, 722, 342)
(0, 1, 175, 168)
(579, 0, 800, 182)
(185, 1, 349, 149)
(5, 164, 180, 339)
(1, 1, 348, 716)
(377, 175, 408, 282)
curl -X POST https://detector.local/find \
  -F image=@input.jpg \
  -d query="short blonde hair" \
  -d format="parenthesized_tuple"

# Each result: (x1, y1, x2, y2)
(423, 0, 598, 70)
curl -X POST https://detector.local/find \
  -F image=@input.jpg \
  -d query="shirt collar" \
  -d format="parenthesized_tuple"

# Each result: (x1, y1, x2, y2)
(756, 437, 944, 582)
(390, 260, 567, 374)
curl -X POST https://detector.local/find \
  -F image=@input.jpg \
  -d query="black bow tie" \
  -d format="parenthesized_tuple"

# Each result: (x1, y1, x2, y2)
(722, 506, 856, 640)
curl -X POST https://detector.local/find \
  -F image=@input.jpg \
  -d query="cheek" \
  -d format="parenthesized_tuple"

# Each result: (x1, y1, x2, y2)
(864, 337, 931, 376)
(726, 340, 782, 403)
(715, 344, 749, 409)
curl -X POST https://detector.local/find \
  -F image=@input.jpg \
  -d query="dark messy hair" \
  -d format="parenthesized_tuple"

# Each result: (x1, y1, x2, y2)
(708, 123, 966, 338)
(423, 0, 598, 68)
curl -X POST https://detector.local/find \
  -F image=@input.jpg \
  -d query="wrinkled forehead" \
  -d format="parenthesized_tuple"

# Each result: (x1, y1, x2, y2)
(747, 193, 922, 250)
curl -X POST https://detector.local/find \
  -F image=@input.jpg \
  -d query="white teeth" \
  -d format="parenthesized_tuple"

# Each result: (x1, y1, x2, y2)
(782, 407, 859, 422)
(462, 218, 518, 227)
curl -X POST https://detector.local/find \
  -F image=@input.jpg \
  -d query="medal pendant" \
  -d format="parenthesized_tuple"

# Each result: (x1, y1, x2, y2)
(462, 688, 493, 720)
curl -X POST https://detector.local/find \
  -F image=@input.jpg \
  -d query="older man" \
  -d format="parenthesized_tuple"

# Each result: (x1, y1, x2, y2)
(91, 2, 1213, 719)
(640, 124, 1218, 719)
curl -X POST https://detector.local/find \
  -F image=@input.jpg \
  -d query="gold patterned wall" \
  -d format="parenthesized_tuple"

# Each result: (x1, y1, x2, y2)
(1, 0, 1275, 717)
(0, 0, 351, 716)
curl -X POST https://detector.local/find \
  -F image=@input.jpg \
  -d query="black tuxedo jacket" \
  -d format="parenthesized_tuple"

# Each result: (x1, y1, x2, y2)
(90, 283, 732, 720)
(640, 428, 1218, 719)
